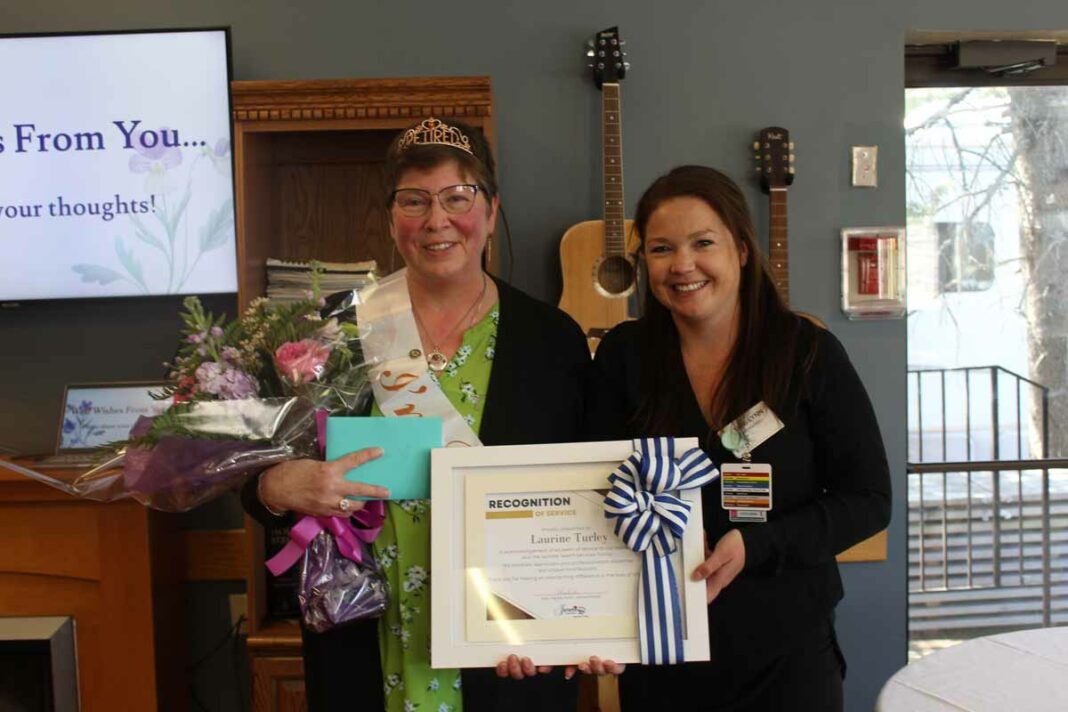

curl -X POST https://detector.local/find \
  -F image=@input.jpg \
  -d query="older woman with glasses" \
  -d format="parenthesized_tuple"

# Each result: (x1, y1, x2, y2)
(244, 117, 612, 712)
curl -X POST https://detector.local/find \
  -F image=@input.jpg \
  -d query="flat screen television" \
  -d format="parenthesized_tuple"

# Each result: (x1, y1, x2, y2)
(0, 28, 237, 302)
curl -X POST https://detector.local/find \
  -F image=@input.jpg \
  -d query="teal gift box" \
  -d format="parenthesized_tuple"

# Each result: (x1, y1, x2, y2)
(325, 416, 442, 500)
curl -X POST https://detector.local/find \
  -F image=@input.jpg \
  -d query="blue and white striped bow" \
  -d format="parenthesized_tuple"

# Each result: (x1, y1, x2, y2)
(603, 437, 719, 664)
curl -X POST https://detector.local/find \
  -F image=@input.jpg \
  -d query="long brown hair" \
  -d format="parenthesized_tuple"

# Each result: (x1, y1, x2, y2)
(633, 165, 813, 436)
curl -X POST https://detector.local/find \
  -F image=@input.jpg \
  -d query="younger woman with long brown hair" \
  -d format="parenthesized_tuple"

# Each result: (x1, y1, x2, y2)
(588, 165, 891, 711)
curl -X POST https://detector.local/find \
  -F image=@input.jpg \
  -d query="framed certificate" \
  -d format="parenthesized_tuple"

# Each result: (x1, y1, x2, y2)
(430, 439, 711, 668)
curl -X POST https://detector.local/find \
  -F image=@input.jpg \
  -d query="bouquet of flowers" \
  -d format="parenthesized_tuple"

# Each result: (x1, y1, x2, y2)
(11, 270, 391, 631)
(13, 269, 375, 513)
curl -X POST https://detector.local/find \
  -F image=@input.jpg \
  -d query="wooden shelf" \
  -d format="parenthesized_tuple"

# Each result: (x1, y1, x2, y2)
(230, 76, 496, 311)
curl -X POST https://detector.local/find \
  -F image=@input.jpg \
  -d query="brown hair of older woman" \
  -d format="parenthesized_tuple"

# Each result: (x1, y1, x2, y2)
(632, 165, 813, 435)
(382, 118, 498, 202)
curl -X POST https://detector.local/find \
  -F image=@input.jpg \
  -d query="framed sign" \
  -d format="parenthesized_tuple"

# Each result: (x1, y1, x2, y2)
(430, 439, 710, 668)
(57, 381, 168, 450)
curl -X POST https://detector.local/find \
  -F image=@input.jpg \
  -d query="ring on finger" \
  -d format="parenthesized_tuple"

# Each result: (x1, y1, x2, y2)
(338, 497, 351, 512)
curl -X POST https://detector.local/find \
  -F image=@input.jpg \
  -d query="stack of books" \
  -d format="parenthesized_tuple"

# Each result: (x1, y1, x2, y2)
(265, 258, 377, 304)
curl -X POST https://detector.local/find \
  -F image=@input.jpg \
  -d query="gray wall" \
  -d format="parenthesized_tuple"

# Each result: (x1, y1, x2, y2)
(3, 1, 1067, 710)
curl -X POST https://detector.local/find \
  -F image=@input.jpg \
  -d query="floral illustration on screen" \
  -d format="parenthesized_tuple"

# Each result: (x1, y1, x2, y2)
(62, 400, 106, 447)
(71, 129, 233, 294)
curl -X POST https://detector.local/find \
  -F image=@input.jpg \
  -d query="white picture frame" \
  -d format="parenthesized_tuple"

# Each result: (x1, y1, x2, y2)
(430, 439, 711, 668)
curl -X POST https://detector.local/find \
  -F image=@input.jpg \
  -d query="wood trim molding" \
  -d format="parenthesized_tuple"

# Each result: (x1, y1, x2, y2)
(837, 530, 887, 563)
(231, 77, 493, 122)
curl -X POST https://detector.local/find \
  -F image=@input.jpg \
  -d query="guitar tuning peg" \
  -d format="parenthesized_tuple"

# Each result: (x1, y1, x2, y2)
(623, 61, 631, 70)
(789, 153, 796, 162)
(587, 39, 595, 48)
(752, 141, 760, 150)
(587, 63, 594, 68)
(788, 167, 796, 174)
(756, 166, 763, 173)
(587, 49, 595, 57)
(613, 50, 620, 57)
(598, 50, 606, 57)
(597, 62, 605, 69)
(788, 142, 795, 149)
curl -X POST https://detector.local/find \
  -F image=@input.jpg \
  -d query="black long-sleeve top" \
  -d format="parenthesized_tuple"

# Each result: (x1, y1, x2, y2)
(586, 316, 892, 667)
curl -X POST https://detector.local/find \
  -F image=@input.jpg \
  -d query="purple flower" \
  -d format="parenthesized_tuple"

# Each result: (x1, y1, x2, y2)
(210, 326, 224, 338)
(207, 137, 232, 175)
(129, 129, 182, 174)
(79, 400, 93, 413)
(187, 333, 203, 344)
(63, 418, 75, 433)
(194, 362, 259, 400)
(221, 346, 240, 363)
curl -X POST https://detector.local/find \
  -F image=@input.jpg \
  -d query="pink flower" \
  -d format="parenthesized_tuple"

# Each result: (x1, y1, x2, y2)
(274, 339, 332, 385)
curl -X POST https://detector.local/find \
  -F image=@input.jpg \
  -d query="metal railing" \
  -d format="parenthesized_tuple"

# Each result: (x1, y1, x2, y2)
(908, 366, 1063, 635)
(908, 458, 1068, 631)
(909, 365, 1049, 463)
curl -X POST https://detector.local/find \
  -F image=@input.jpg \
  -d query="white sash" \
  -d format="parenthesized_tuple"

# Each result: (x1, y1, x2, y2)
(355, 268, 482, 448)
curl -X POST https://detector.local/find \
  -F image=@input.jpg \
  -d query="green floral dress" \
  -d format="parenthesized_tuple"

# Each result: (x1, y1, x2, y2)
(371, 304, 499, 712)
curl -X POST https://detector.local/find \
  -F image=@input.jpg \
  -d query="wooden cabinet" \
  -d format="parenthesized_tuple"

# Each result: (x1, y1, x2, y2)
(0, 463, 185, 711)
(230, 77, 495, 711)
(230, 76, 496, 310)
(250, 646, 307, 712)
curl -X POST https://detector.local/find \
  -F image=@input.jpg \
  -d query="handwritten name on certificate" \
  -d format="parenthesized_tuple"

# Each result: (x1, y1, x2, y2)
(478, 490, 639, 622)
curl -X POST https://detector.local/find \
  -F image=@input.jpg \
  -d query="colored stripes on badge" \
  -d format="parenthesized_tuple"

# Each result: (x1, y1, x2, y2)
(720, 467, 771, 510)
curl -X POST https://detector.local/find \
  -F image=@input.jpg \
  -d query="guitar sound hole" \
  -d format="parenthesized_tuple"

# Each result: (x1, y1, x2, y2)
(595, 256, 636, 296)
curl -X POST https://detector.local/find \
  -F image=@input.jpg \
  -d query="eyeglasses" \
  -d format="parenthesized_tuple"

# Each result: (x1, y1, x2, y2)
(390, 184, 482, 217)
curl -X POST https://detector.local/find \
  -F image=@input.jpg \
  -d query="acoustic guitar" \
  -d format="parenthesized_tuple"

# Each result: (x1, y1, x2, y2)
(753, 127, 796, 305)
(558, 26, 639, 352)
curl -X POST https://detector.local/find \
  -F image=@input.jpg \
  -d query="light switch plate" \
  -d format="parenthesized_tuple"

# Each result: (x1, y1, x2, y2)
(852, 146, 878, 187)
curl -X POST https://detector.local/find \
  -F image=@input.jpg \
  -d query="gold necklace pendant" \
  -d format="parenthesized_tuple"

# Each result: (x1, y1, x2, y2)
(412, 273, 487, 374)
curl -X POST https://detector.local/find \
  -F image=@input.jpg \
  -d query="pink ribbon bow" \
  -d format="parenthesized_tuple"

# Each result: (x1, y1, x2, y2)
(265, 501, 385, 576)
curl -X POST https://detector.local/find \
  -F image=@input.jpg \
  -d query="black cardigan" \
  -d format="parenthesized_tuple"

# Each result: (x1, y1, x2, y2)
(243, 277, 590, 712)
(586, 316, 891, 703)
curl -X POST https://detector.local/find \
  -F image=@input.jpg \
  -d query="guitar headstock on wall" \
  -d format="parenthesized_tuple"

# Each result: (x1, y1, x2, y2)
(587, 26, 629, 88)
(753, 126, 795, 192)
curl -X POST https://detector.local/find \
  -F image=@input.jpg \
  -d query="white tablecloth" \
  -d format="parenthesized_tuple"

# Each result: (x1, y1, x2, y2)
(877, 627, 1068, 712)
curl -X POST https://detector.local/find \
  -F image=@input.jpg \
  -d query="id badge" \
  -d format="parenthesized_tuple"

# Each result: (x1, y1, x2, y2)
(718, 401, 784, 461)
(721, 462, 772, 523)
